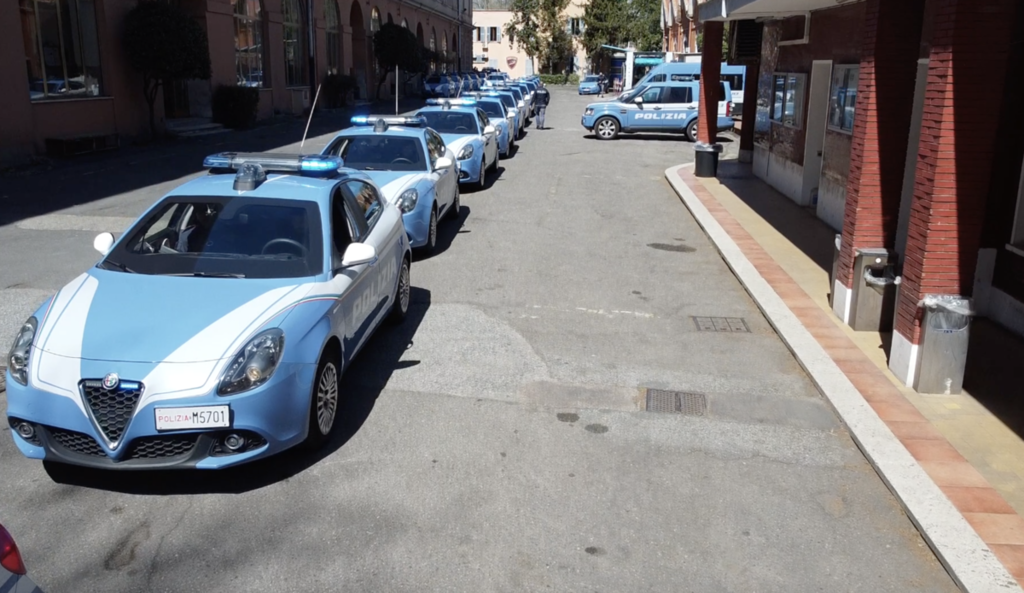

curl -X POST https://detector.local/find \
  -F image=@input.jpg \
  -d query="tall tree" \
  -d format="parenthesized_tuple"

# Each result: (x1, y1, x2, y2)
(582, 0, 629, 59)
(504, 0, 572, 73)
(123, 1, 211, 137)
(627, 0, 663, 51)
(372, 23, 429, 100)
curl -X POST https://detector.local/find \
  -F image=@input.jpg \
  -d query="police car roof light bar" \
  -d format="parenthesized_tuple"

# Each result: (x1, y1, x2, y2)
(203, 152, 343, 179)
(425, 98, 477, 107)
(350, 115, 427, 128)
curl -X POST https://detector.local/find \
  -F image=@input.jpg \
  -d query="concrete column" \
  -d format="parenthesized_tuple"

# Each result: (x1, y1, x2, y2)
(888, 0, 1018, 387)
(696, 21, 723, 145)
(738, 59, 758, 163)
(342, 25, 353, 75)
(830, 0, 924, 325)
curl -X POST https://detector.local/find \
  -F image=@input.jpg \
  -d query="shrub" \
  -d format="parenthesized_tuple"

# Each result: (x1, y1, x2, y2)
(212, 85, 260, 129)
(538, 73, 580, 85)
(322, 72, 358, 108)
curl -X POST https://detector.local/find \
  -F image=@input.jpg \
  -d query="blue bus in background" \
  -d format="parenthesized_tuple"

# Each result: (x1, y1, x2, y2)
(632, 62, 747, 116)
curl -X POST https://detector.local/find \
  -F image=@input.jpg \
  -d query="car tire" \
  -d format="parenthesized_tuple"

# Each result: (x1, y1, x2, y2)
(305, 348, 340, 450)
(421, 207, 438, 253)
(595, 116, 619, 140)
(489, 150, 499, 173)
(686, 120, 698, 143)
(478, 158, 487, 190)
(388, 256, 411, 324)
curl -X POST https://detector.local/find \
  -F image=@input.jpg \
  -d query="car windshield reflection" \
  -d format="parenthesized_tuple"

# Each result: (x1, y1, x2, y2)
(329, 135, 427, 172)
(102, 197, 323, 278)
(416, 111, 479, 135)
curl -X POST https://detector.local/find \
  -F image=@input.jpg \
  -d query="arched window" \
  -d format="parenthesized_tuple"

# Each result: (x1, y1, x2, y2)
(282, 0, 305, 86)
(233, 0, 264, 88)
(430, 28, 436, 72)
(401, 18, 408, 29)
(370, 7, 380, 33)
(441, 35, 448, 73)
(386, 13, 393, 25)
(324, 0, 340, 71)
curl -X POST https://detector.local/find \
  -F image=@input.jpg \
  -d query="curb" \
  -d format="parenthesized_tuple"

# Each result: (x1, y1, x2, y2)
(665, 163, 1022, 593)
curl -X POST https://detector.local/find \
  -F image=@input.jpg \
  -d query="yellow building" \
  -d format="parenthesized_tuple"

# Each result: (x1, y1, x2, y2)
(471, 0, 589, 76)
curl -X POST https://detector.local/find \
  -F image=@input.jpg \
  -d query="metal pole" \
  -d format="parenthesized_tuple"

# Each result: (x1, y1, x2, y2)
(457, 0, 462, 72)
(307, 0, 316, 106)
(396, 66, 399, 114)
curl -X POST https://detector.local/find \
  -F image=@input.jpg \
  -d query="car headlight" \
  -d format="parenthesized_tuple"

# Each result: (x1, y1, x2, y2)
(218, 328, 284, 395)
(7, 317, 37, 386)
(397, 188, 419, 213)
(458, 145, 475, 160)
(585, 108, 594, 116)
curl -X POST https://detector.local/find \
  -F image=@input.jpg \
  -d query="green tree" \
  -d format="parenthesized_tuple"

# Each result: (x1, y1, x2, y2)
(372, 23, 429, 100)
(582, 0, 661, 62)
(627, 0, 663, 52)
(504, 0, 572, 74)
(123, 1, 211, 137)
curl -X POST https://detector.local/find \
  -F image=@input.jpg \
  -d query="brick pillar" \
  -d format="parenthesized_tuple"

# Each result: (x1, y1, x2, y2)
(738, 59, 758, 163)
(889, 0, 1018, 385)
(697, 21, 723, 145)
(830, 0, 925, 323)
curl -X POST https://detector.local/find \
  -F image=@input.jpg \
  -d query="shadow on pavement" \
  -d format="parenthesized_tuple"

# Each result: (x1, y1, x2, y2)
(42, 287, 432, 494)
(0, 99, 428, 228)
(412, 205, 470, 262)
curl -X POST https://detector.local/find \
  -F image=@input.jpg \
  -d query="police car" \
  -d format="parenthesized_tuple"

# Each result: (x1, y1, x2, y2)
(463, 93, 515, 157)
(321, 115, 460, 253)
(5, 152, 412, 470)
(486, 90, 525, 139)
(415, 99, 499, 189)
(581, 80, 735, 142)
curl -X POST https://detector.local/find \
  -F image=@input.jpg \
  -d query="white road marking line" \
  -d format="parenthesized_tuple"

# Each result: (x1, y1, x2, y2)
(526, 304, 655, 319)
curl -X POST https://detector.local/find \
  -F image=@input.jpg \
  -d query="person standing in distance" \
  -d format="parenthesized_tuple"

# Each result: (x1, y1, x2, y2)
(534, 83, 551, 129)
(598, 72, 606, 98)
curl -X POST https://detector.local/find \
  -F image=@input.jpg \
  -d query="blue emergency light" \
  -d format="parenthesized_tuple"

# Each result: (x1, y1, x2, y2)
(425, 98, 477, 109)
(203, 152, 343, 189)
(350, 115, 427, 130)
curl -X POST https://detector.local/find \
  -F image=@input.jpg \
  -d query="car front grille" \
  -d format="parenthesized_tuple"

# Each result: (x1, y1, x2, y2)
(125, 435, 198, 460)
(49, 428, 106, 457)
(80, 379, 143, 444)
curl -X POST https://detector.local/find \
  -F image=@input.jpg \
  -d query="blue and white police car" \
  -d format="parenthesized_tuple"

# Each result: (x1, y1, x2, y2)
(581, 80, 735, 142)
(321, 115, 460, 253)
(463, 93, 514, 157)
(5, 152, 412, 470)
(415, 99, 500, 190)
(485, 90, 525, 139)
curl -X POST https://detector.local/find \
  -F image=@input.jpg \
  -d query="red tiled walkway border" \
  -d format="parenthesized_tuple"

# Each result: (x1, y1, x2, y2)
(675, 165, 1024, 589)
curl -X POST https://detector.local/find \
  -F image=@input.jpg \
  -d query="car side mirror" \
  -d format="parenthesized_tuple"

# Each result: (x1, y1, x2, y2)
(93, 232, 115, 255)
(340, 242, 377, 268)
(517, 101, 524, 108)
(484, 125, 496, 135)
(435, 156, 453, 170)
(634, 96, 644, 105)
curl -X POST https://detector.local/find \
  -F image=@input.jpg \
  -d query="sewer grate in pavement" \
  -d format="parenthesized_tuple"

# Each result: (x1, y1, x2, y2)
(645, 389, 707, 416)
(692, 316, 750, 333)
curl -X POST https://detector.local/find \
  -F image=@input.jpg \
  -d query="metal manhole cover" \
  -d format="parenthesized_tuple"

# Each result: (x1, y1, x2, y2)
(692, 316, 750, 333)
(645, 389, 707, 416)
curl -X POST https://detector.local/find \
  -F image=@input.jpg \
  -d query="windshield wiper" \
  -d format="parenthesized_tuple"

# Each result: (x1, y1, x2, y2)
(99, 260, 136, 274)
(169, 271, 246, 278)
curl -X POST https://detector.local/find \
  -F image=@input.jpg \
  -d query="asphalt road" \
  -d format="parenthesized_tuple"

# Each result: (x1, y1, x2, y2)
(0, 88, 956, 592)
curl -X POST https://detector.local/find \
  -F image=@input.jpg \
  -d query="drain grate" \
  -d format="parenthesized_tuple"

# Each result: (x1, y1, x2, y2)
(645, 389, 707, 415)
(692, 316, 750, 333)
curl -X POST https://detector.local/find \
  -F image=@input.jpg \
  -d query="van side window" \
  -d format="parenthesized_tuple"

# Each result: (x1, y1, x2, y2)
(650, 74, 666, 83)
(666, 86, 693, 103)
(670, 73, 697, 82)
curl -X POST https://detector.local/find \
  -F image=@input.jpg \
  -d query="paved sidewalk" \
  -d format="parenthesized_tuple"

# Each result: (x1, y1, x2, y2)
(667, 160, 1024, 592)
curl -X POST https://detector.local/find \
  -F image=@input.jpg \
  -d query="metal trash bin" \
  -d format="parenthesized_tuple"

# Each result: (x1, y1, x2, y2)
(914, 295, 973, 395)
(849, 247, 897, 331)
(694, 142, 722, 178)
(829, 234, 841, 308)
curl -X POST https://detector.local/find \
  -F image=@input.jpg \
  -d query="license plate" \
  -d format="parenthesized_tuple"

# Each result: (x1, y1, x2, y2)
(155, 406, 230, 431)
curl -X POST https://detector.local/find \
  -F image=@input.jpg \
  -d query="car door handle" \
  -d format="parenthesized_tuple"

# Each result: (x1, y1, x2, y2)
(653, 106, 662, 111)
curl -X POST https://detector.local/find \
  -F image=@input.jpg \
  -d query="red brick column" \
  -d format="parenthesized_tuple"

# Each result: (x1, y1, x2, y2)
(833, 0, 925, 296)
(697, 21, 723, 145)
(892, 0, 1017, 360)
(738, 59, 758, 160)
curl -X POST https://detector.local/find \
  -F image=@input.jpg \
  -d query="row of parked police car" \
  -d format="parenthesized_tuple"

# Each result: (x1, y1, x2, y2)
(4, 72, 542, 476)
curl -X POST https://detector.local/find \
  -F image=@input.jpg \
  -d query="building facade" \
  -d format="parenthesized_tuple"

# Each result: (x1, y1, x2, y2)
(1, 0, 472, 164)
(700, 0, 1024, 391)
(471, 0, 589, 76)
(662, 0, 696, 54)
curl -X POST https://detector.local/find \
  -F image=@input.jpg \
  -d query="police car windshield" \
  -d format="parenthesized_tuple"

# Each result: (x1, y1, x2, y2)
(329, 135, 427, 172)
(620, 85, 649, 103)
(583, 75, 600, 82)
(478, 101, 505, 118)
(104, 197, 324, 278)
(416, 111, 480, 134)
(493, 94, 516, 110)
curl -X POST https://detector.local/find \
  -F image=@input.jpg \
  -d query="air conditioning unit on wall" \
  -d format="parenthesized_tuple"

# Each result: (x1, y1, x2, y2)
(290, 88, 310, 115)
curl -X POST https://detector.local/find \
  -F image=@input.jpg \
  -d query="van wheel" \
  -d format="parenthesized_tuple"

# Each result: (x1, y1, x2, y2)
(595, 117, 619, 140)
(686, 120, 698, 142)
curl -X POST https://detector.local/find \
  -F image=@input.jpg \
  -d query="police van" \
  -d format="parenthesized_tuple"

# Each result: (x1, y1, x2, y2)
(580, 80, 735, 142)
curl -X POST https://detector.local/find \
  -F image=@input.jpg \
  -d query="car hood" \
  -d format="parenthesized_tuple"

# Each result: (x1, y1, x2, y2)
(35, 270, 315, 363)
(365, 171, 432, 202)
(440, 134, 475, 153)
